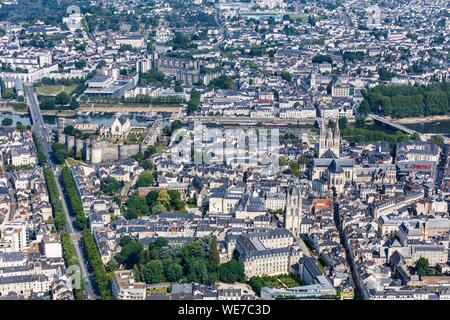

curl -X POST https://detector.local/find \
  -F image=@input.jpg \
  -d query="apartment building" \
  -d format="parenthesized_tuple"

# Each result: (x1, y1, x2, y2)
(111, 270, 146, 300)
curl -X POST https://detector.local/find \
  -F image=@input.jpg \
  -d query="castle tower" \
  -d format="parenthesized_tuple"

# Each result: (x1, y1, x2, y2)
(91, 142, 102, 164)
(318, 117, 340, 158)
(284, 185, 302, 239)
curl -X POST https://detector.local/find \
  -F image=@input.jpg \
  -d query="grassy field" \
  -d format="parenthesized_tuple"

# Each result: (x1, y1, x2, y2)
(146, 286, 169, 295)
(35, 85, 77, 96)
(289, 15, 309, 22)
(8, 102, 27, 111)
(65, 158, 86, 167)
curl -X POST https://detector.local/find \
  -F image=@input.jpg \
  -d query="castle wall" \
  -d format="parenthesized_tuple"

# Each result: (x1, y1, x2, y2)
(59, 119, 159, 164)
(66, 135, 75, 151)
(118, 144, 140, 160)
(58, 130, 66, 144)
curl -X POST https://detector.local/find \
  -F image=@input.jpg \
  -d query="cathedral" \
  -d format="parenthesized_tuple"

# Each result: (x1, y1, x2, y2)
(311, 118, 355, 194)
(318, 117, 340, 158)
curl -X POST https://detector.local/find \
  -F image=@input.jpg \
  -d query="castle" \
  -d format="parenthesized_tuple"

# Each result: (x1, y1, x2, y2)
(58, 117, 162, 164)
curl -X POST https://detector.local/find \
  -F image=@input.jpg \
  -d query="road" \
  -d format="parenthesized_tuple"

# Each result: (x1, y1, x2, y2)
(7, 173, 16, 221)
(24, 84, 98, 300)
(333, 201, 368, 300)
(435, 144, 448, 191)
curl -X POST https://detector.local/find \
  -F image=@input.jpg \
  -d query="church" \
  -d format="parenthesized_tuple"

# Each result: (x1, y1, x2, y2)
(100, 115, 131, 137)
(284, 184, 302, 239)
(310, 118, 355, 194)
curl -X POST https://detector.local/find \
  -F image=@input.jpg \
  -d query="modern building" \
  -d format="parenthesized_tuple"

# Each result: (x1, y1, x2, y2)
(111, 270, 146, 300)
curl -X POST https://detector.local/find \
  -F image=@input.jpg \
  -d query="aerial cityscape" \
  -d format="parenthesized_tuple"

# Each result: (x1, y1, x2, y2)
(0, 0, 448, 302)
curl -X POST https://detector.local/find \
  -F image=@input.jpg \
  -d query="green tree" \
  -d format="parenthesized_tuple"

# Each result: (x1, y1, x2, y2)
(133, 265, 141, 282)
(143, 260, 165, 283)
(150, 237, 169, 250)
(151, 202, 166, 214)
(355, 117, 366, 128)
(172, 32, 193, 50)
(39, 98, 55, 110)
(167, 189, 185, 211)
(170, 120, 182, 132)
(139, 69, 165, 86)
(425, 90, 448, 115)
(430, 135, 445, 147)
(55, 91, 70, 105)
(338, 117, 348, 130)
(146, 190, 159, 207)
(1, 118, 13, 126)
(126, 196, 150, 219)
(82, 229, 112, 299)
(415, 257, 434, 276)
(69, 97, 79, 110)
(164, 260, 183, 282)
(52, 142, 69, 164)
(279, 157, 288, 166)
(290, 161, 300, 177)
(312, 54, 332, 64)
(185, 259, 209, 284)
(116, 239, 144, 269)
(181, 241, 206, 261)
(208, 237, 220, 267)
(208, 75, 235, 90)
(32, 132, 47, 166)
(136, 171, 154, 188)
(281, 71, 292, 82)
(106, 258, 119, 272)
(218, 260, 246, 283)
(156, 190, 171, 208)
(187, 89, 201, 115)
(141, 159, 154, 170)
(100, 177, 122, 195)
(60, 166, 87, 229)
(359, 100, 370, 116)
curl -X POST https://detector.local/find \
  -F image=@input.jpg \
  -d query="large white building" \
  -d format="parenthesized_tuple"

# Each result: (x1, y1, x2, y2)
(111, 270, 146, 300)
(0, 221, 28, 252)
(7, 146, 37, 167)
(236, 229, 302, 278)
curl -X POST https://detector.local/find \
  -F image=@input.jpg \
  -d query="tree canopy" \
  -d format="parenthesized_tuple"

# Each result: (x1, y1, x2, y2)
(113, 236, 243, 286)
(362, 83, 450, 118)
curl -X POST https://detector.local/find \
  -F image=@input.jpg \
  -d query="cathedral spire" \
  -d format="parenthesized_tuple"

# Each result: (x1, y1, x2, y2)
(318, 116, 340, 158)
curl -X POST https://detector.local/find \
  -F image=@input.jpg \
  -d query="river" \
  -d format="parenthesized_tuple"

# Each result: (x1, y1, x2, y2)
(42, 113, 155, 128)
(403, 120, 450, 134)
(1, 111, 447, 135)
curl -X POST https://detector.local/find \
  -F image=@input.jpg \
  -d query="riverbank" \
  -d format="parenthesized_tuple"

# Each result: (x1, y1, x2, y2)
(394, 114, 450, 124)
(0, 106, 78, 117)
(79, 103, 182, 114)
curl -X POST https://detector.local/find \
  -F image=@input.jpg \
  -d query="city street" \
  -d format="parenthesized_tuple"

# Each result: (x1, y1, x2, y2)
(25, 84, 98, 300)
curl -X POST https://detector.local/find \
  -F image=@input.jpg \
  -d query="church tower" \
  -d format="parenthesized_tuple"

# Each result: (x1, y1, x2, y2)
(318, 117, 340, 158)
(284, 185, 302, 239)
(309, 71, 316, 90)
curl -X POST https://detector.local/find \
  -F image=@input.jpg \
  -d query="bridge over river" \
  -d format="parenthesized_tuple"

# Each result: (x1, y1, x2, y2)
(369, 115, 426, 141)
